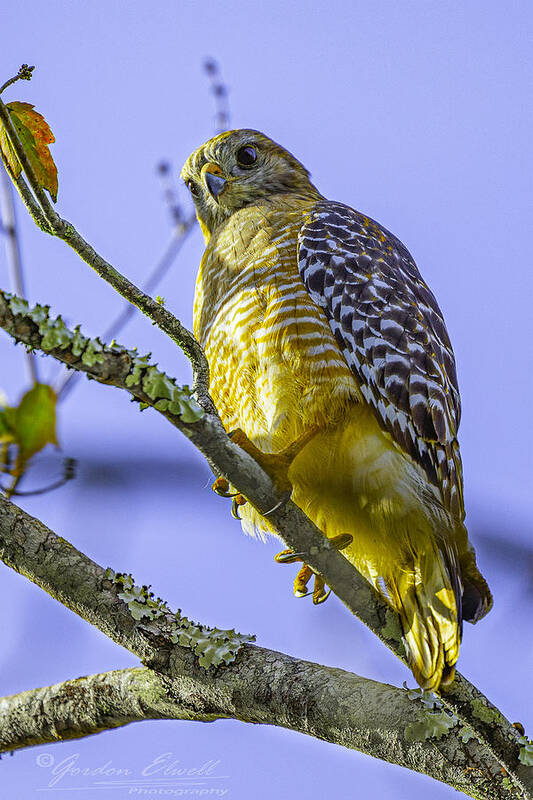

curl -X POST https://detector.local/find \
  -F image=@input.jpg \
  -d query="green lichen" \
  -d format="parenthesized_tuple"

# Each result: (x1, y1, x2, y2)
(106, 568, 255, 669)
(4, 291, 204, 424)
(471, 698, 504, 726)
(169, 620, 255, 669)
(81, 338, 104, 367)
(518, 736, 533, 767)
(403, 682, 458, 743)
(143, 368, 203, 423)
(381, 609, 402, 644)
(124, 353, 151, 388)
(112, 572, 171, 622)
(404, 710, 458, 743)
(459, 725, 476, 744)
(403, 682, 441, 711)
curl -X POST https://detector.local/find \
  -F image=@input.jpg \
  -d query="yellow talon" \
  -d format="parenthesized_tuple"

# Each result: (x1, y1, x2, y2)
(294, 564, 313, 597)
(212, 476, 233, 497)
(312, 575, 331, 604)
(275, 533, 353, 603)
(231, 493, 247, 519)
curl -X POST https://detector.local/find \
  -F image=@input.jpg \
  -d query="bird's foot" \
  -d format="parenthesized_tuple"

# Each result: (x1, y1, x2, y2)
(275, 533, 353, 605)
(211, 426, 319, 521)
(229, 426, 319, 494)
(211, 476, 247, 519)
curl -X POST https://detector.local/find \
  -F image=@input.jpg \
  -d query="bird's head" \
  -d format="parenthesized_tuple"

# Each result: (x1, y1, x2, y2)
(180, 129, 321, 239)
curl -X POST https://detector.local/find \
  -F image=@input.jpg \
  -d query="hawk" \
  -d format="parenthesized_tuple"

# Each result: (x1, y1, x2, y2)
(181, 130, 492, 690)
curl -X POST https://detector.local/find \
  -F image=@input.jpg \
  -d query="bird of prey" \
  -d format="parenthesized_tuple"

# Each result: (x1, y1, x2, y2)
(181, 129, 492, 689)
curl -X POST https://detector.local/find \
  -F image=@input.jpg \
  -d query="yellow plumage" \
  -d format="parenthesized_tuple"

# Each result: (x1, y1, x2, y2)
(182, 129, 492, 690)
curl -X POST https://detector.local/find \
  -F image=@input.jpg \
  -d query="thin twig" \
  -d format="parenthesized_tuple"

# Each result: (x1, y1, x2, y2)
(0, 166, 39, 383)
(203, 59, 230, 133)
(0, 152, 52, 233)
(156, 160, 187, 225)
(55, 214, 196, 400)
(0, 64, 34, 97)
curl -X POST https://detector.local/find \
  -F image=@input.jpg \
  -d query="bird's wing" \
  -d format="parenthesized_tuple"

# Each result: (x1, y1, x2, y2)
(298, 200, 464, 518)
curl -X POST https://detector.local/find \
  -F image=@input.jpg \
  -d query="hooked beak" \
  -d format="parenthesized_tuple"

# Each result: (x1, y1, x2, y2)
(203, 163, 227, 201)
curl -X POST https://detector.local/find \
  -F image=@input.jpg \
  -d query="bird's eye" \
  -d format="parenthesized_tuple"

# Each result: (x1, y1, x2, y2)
(236, 145, 257, 167)
(186, 179, 200, 196)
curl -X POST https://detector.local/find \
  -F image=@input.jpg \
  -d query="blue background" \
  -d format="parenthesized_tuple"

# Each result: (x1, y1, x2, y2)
(1, 1, 532, 797)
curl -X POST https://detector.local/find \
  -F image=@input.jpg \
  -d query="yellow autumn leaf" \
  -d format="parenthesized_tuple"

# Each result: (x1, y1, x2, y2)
(14, 383, 58, 470)
(0, 101, 58, 201)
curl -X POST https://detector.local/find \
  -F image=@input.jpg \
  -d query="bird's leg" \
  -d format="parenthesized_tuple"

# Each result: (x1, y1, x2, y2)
(211, 476, 247, 519)
(229, 426, 319, 493)
(211, 426, 319, 519)
(275, 533, 353, 605)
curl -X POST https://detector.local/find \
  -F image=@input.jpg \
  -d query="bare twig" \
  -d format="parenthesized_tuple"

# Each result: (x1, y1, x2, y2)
(55, 214, 196, 400)
(203, 58, 230, 133)
(156, 160, 187, 225)
(0, 166, 39, 383)
(0, 64, 34, 97)
(0, 153, 52, 233)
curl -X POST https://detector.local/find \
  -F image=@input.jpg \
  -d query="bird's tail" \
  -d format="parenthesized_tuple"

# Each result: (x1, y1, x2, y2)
(388, 535, 461, 691)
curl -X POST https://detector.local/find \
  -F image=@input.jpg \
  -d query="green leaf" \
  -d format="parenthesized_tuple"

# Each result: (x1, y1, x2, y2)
(0, 403, 16, 444)
(14, 383, 58, 467)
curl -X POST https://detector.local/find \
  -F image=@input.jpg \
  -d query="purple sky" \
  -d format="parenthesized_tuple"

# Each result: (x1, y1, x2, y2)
(1, 2, 532, 798)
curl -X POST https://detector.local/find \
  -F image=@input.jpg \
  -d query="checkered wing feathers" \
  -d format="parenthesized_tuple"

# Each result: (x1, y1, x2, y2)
(298, 201, 464, 517)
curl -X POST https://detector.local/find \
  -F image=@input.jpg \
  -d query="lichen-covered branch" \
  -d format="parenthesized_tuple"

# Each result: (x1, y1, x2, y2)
(0, 288, 530, 797)
(0, 501, 522, 800)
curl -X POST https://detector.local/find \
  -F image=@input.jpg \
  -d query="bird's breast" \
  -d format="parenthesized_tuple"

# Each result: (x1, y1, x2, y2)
(193, 203, 358, 450)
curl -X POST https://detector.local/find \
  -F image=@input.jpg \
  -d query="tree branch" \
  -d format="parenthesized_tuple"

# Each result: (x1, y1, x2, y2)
(0, 501, 521, 800)
(0, 288, 530, 797)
